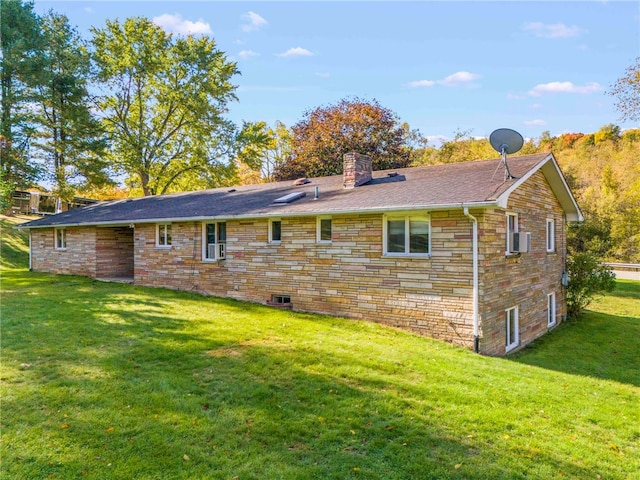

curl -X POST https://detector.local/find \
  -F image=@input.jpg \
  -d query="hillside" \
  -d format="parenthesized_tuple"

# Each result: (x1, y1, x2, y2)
(413, 126, 640, 263)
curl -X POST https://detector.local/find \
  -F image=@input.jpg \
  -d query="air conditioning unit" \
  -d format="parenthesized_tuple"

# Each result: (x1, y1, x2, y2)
(207, 243, 226, 260)
(511, 232, 531, 253)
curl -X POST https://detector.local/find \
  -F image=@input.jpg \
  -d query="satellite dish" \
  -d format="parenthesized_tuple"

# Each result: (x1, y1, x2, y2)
(489, 128, 524, 180)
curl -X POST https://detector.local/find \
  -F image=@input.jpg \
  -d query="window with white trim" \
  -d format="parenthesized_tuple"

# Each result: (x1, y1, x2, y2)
(317, 216, 332, 243)
(546, 218, 555, 252)
(547, 292, 556, 327)
(55, 228, 67, 250)
(505, 213, 519, 255)
(505, 306, 519, 352)
(203, 222, 227, 261)
(383, 214, 430, 256)
(269, 219, 282, 243)
(156, 223, 172, 247)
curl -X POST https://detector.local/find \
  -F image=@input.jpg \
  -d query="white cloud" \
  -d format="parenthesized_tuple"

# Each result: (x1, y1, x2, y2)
(408, 80, 436, 88)
(315, 72, 330, 78)
(84, 7, 93, 13)
(238, 50, 259, 59)
(153, 14, 212, 35)
(408, 71, 480, 88)
(523, 22, 584, 38)
(507, 93, 526, 100)
(276, 47, 314, 58)
(529, 103, 543, 109)
(241, 11, 267, 32)
(528, 81, 603, 96)
(524, 119, 547, 126)
(439, 71, 480, 86)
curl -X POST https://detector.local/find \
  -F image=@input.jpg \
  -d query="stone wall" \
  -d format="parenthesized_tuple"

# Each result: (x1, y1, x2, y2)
(478, 170, 567, 356)
(133, 210, 477, 348)
(30, 227, 97, 277)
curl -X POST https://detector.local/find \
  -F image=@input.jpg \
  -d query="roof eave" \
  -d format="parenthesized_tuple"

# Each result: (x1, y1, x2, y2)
(495, 153, 584, 221)
(15, 201, 500, 229)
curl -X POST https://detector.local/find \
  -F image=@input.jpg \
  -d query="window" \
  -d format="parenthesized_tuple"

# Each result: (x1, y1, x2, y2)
(317, 217, 332, 243)
(271, 294, 291, 305)
(505, 213, 519, 255)
(203, 222, 227, 260)
(55, 228, 67, 249)
(546, 218, 555, 252)
(383, 214, 430, 256)
(547, 292, 556, 327)
(157, 224, 172, 247)
(505, 306, 519, 352)
(269, 219, 282, 243)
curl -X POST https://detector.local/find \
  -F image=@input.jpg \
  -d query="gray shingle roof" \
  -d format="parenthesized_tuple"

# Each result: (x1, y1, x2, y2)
(18, 153, 581, 229)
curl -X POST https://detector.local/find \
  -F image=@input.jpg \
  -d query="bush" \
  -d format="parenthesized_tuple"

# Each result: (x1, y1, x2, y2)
(566, 253, 616, 318)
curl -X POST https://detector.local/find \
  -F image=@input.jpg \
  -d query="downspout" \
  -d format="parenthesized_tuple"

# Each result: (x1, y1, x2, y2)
(463, 207, 480, 353)
(29, 230, 32, 270)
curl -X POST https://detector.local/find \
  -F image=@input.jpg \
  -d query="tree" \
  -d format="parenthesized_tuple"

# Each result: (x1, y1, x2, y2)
(92, 17, 246, 195)
(0, 0, 43, 207)
(258, 121, 292, 182)
(32, 12, 110, 200)
(608, 57, 640, 122)
(593, 123, 621, 144)
(274, 98, 416, 180)
(566, 253, 616, 318)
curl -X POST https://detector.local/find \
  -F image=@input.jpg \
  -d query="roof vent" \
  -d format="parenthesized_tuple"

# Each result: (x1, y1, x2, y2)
(293, 177, 311, 186)
(228, 188, 237, 193)
(387, 172, 398, 177)
(273, 191, 306, 205)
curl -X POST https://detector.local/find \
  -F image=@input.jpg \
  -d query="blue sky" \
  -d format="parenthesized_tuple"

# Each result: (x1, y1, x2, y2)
(35, 1, 639, 144)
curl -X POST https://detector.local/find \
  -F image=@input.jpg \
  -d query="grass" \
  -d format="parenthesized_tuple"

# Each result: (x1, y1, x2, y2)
(1, 215, 639, 479)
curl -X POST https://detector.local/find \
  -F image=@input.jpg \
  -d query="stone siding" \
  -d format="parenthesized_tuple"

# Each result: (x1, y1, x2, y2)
(30, 227, 97, 277)
(133, 211, 476, 348)
(478, 171, 567, 355)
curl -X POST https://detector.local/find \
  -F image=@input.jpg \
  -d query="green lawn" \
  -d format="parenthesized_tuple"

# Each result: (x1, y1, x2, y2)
(2, 216, 639, 479)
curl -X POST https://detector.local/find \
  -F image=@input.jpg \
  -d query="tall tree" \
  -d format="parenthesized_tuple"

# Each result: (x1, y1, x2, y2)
(32, 12, 110, 200)
(259, 121, 292, 182)
(275, 98, 416, 180)
(608, 57, 640, 122)
(0, 0, 42, 205)
(92, 17, 248, 196)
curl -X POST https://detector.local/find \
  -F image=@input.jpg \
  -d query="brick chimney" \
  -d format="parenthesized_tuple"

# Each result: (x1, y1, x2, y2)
(343, 153, 372, 189)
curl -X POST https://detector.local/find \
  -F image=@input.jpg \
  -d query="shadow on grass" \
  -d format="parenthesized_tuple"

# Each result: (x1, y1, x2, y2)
(2, 271, 611, 480)
(511, 283, 640, 387)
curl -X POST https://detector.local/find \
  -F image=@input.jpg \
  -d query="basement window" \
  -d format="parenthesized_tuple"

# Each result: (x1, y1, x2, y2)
(54, 228, 67, 250)
(505, 306, 519, 353)
(547, 292, 557, 327)
(272, 294, 291, 305)
(156, 223, 172, 247)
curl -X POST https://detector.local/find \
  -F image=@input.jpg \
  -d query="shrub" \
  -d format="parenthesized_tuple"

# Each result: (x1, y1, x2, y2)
(566, 253, 616, 318)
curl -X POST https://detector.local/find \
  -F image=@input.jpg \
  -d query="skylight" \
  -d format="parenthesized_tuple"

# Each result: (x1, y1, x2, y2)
(273, 192, 306, 204)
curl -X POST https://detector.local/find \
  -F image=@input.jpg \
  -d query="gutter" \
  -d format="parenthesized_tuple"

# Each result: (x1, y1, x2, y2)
(463, 206, 480, 353)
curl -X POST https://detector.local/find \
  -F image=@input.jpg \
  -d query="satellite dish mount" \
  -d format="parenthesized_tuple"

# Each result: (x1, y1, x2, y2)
(489, 128, 524, 181)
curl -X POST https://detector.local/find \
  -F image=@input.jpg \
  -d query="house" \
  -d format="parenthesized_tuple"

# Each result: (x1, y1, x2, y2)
(17, 152, 583, 356)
